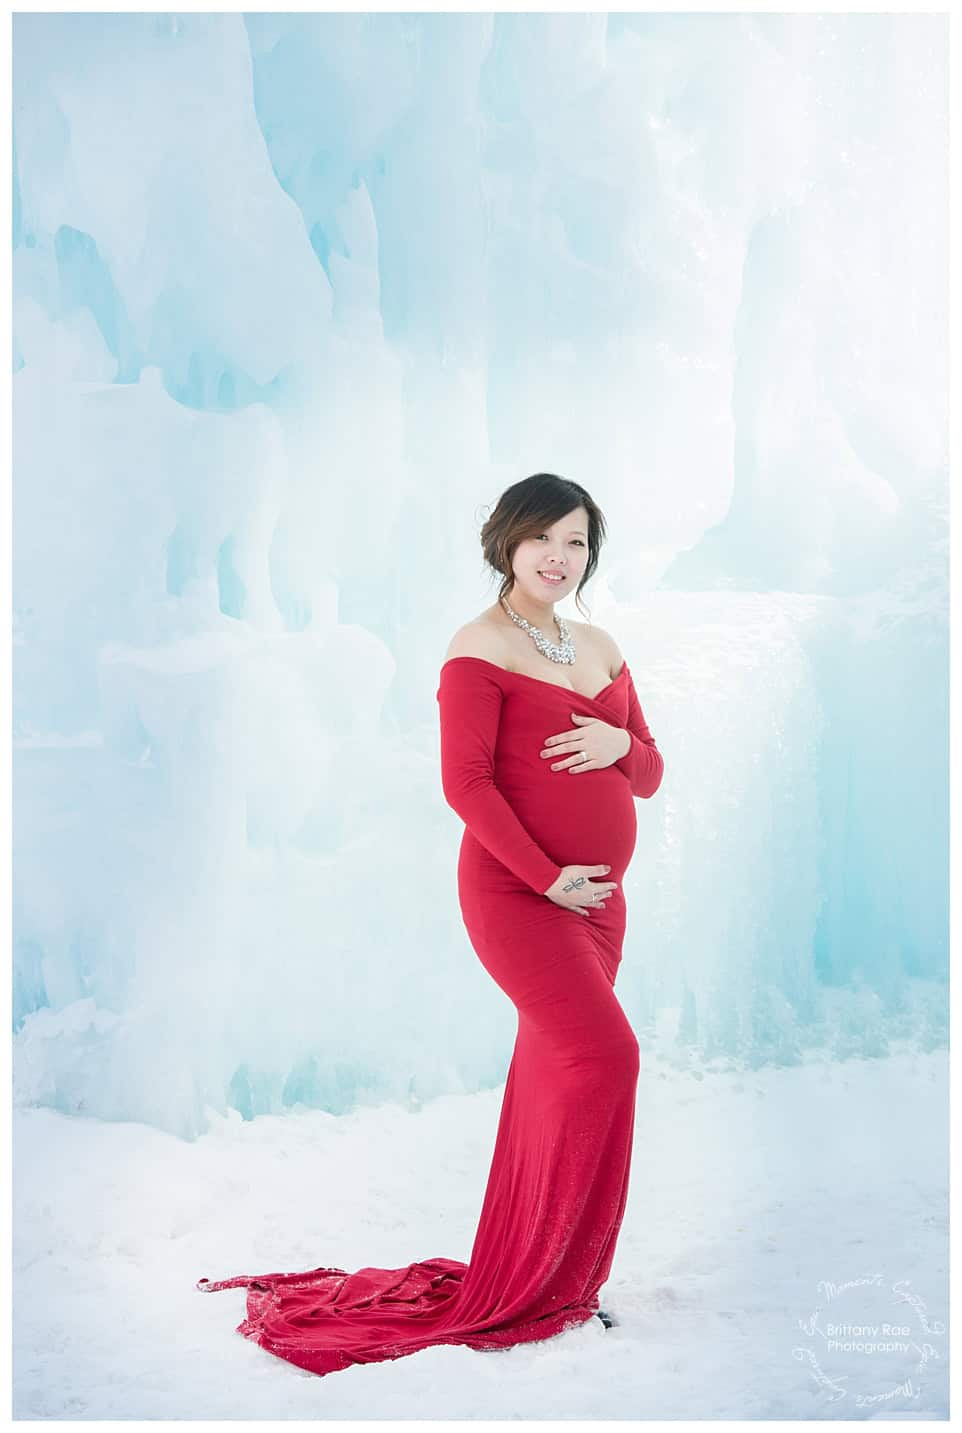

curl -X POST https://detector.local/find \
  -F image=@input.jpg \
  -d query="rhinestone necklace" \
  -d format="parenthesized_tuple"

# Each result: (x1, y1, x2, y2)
(499, 594, 576, 665)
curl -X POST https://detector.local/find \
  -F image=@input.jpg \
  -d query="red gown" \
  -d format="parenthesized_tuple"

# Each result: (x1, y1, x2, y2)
(196, 655, 664, 1376)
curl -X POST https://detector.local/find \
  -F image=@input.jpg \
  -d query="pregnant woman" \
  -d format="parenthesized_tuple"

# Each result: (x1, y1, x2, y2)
(196, 472, 664, 1378)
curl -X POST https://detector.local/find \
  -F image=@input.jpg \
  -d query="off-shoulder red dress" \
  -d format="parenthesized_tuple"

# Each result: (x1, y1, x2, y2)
(196, 656, 664, 1377)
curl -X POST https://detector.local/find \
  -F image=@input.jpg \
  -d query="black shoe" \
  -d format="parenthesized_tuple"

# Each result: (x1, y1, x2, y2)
(595, 1308, 616, 1329)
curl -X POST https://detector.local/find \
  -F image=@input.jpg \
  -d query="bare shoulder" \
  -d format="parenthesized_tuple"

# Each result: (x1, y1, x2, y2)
(443, 618, 512, 665)
(570, 620, 625, 679)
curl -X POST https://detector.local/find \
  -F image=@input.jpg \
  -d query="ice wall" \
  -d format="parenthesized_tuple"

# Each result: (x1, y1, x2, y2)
(12, 13, 947, 1138)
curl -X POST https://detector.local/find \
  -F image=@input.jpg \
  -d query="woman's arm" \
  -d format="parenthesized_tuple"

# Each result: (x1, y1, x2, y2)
(437, 660, 564, 896)
(614, 664, 664, 799)
(592, 625, 664, 799)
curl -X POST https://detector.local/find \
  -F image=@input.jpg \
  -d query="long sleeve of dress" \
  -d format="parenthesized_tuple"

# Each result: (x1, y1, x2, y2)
(437, 662, 564, 896)
(614, 665, 664, 799)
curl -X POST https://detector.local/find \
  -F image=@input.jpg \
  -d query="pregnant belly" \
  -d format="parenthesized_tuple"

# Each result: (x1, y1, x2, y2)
(500, 767, 638, 878)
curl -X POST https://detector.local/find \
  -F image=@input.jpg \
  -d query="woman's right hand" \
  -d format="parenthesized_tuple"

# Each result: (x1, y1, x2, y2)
(544, 865, 618, 917)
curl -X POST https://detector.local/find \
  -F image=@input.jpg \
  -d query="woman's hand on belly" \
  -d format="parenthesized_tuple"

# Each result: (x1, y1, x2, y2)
(544, 864, 620, 918)
(540, 714, 631, 774)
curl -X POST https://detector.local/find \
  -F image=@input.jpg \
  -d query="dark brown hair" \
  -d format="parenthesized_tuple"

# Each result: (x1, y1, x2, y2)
(479, 473, 608, 621)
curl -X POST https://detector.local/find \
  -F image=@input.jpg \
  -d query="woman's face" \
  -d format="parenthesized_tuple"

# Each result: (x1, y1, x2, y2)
(509, 507, 590, 605)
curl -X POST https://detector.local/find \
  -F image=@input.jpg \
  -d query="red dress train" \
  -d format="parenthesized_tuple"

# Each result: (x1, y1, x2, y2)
(196, 656, 664, 1376)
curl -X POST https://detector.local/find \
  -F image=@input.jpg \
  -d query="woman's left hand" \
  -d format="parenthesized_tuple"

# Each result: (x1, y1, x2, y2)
(540, 713, 630, 774)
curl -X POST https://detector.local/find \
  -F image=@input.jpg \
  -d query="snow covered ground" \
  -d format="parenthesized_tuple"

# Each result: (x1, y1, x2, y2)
(13, 1048, 948, 1420)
